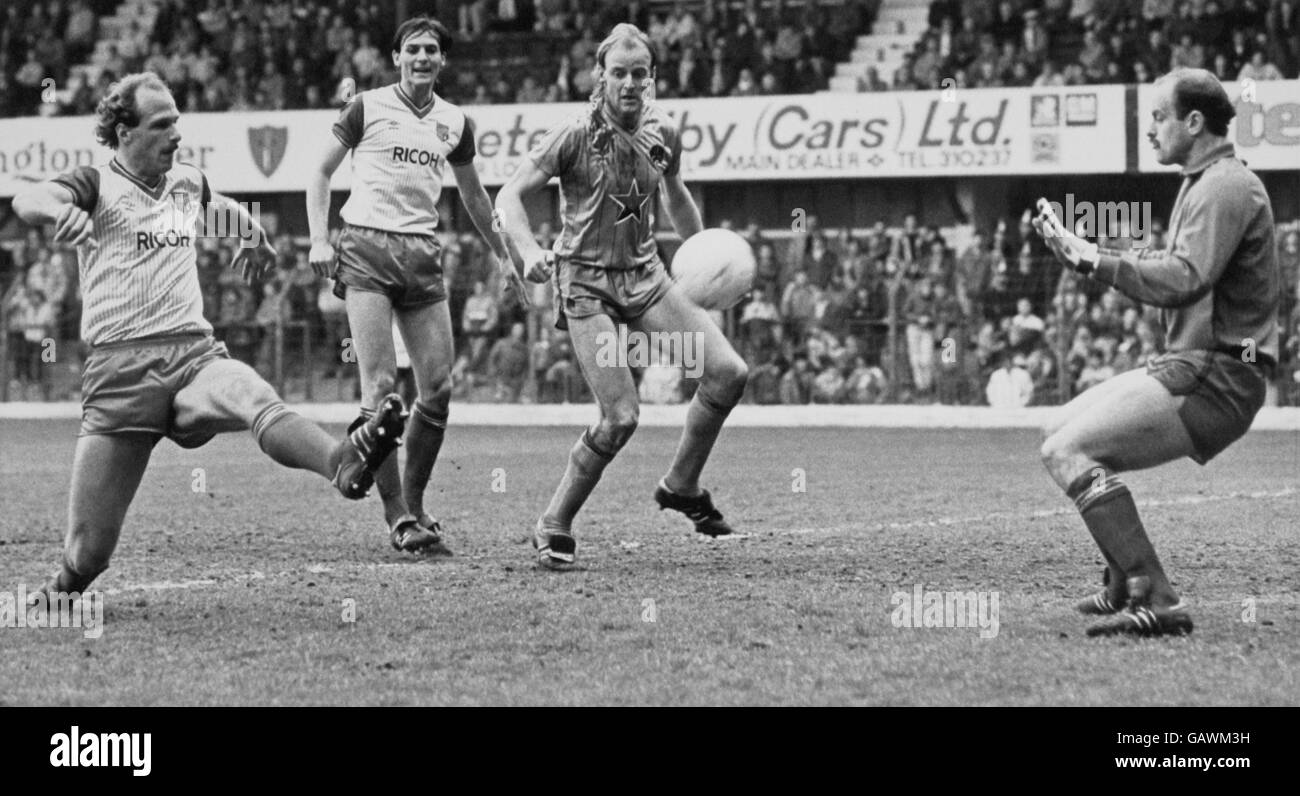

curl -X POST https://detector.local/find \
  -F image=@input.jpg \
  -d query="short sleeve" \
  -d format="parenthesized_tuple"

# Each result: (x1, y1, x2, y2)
(51, 166, 99, 213)
(197, 168, 211, 209)
(528, 118, 583, 178)
(331, 96, 365, 149)
(663, 123, 683, 177)
(447, 115, 476, 166)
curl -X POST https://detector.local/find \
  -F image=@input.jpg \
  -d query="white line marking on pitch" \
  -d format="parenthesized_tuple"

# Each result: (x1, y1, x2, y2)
(99, 488, 1296, 595)
(782, 487, 1298, 535)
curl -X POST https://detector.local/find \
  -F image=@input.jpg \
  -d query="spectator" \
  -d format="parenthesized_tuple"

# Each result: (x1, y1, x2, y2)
(639, 343, 683, 404)
(747, 352, 785, 404)
(64, 0, 98, 64)
(857, 66, 888, 92)
(515, 74, 547, 103)
(779, 356, 814, 404)
(352, 31, 383, 86)
(803, 232, 839, 289)
(1075, 348, 1115, 393)
(780, 270, 821, 339)
(488, 321, 529, 402)
(1170, 32, 1207, 70)
(846, 356, 890, 403)
(543, 339, 584, 403)
(986, 350, 1034, 408)
(1033, 59, 1065, 86)
(754, 241, 781, 288)
(1238, 51, 1284, 81)
(902, 278, 937, 398)
(739, 285, 782, 363)
(257, 59, 286, 109)
(1077, 29, 1110, 82)
(730, 67, 759, 96)
(1009, 297, 1045, 354)
(462, 279, 499, 381)
(812, 360, 848, 403)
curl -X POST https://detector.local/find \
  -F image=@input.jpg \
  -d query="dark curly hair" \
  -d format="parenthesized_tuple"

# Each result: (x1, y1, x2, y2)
(391, 15, 452, 56)
(93, 72, 170, 149)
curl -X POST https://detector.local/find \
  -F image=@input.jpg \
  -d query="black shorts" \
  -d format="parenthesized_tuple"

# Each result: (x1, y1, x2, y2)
(81, 334, 229, 448)
(1147, 350, 1268, 464)
(332, 224, 447, 309)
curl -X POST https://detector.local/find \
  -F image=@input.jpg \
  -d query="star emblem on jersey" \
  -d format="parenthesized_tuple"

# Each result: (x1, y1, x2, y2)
(609, 178, 652, 225)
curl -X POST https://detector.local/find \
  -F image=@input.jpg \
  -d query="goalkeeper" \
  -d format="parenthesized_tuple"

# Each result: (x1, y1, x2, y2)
(1033, 68, 1279, 637)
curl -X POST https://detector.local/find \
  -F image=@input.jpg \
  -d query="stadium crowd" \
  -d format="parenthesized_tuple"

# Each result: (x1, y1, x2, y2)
(5, 213, 1299, 406)
(0, 0, 879, 118)
(856, 0, 1300, 92)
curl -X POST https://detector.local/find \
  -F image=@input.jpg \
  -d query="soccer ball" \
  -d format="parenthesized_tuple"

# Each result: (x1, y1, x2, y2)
(669, 228, 756, 311)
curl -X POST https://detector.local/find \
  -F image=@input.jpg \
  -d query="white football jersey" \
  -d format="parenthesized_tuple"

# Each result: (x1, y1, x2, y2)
(333, 85, 476, 236)
(54, 160, 212, 346)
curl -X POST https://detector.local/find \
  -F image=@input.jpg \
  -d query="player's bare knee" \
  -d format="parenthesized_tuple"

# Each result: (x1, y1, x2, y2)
(718, 357, 750, 398)
(699, 356, 748, 411)
(600, 404, 640, 449)
(1040, 432, 1084, 484)
(418, 372, 452, 409)
(238, 376, 281, 413)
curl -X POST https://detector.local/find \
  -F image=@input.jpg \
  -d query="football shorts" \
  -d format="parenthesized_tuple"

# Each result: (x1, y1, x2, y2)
(333, 224, 447, 309)
(1147, 349, 1268, 464)
(80, 333, 230, 448)
(552, 256, 673, 330)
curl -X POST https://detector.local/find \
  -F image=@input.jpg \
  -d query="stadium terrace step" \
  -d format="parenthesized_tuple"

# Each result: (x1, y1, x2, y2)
(851, 34, 919, 55)
(856, 33, 924, 49)
(828, 75, 865, 92)
(835, 60, 901, 80)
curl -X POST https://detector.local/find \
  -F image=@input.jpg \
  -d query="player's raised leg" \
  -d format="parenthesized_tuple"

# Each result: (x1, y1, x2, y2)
(394, 299, 455, 554)
(535, 312, 641, 567)
(38, 433, 156, 598)
(635, 285, 748, 536)
(171, 355, 405, 502)
(1040, 368, 1196, 634)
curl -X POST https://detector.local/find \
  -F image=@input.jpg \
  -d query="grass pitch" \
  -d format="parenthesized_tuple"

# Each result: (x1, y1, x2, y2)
(1, 419, 1297, 705)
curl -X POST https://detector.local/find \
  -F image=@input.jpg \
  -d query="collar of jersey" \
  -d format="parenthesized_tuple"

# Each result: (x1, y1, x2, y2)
(1180, 141, 1236, 177)
(394, 84, 436, 118)
(110, 159, 168, 200)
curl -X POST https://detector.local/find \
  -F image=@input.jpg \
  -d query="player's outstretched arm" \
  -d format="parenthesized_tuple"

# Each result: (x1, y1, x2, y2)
(1034, 195, 1236, 309)
(660, 171, 703, 241)
(12, 182, 92, 245)
(494, 158, 555, 283)
(452, 161, 528, 306)
(306, 137, 349, 277)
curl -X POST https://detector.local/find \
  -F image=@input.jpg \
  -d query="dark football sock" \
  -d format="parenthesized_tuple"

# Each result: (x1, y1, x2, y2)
(252, 403, 336, 478)
(543, 430, 614, 530)
(663, 388, 735, 496)
(1066, 468, 1171, 600)
(402, 400, 447, 519)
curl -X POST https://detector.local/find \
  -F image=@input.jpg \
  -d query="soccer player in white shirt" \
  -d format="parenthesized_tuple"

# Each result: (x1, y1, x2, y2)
(13, 73, 406, 602)
(307, 15, 524, 555)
